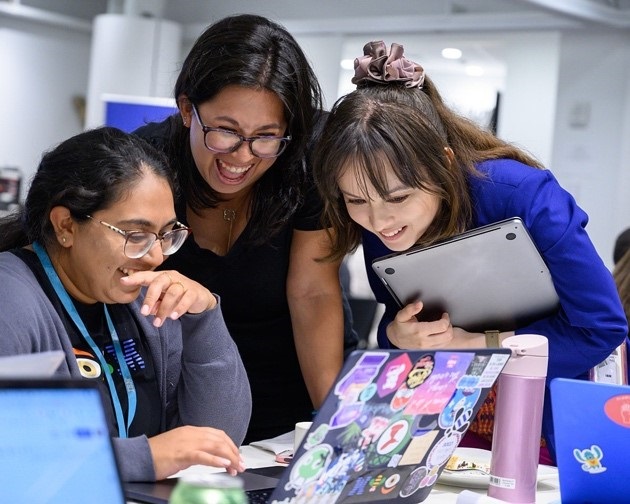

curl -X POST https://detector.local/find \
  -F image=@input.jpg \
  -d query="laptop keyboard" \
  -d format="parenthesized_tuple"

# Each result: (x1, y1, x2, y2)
(246, 488, 273, 503)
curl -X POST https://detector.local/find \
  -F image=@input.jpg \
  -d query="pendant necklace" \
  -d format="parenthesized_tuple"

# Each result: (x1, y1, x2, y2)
(222, 196, 250, 254)
(223, 208, 237, 252)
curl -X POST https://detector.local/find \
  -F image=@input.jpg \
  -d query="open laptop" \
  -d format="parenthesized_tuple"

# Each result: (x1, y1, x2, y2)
(0, 378, 126, 504)
(0, 350, 65, 378)
(128, 347, 511, 503)
(550, 377, 630, 504)
(371, 217, 560, 332)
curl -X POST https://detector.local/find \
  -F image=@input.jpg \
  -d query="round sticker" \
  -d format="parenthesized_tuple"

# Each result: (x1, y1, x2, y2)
(406, 355, 435, 389)
(604, 394, 630, 428)
(399, 466, 427, 498)
(427, 432, 461, 468)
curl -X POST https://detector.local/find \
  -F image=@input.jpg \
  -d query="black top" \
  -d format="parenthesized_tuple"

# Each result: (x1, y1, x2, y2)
(135, 117, 358, 442)
(13, 248, 161, 438)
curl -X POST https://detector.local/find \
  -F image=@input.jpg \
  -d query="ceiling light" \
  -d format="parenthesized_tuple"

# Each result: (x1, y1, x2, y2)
(465, 65, 484, 77)
(340, 59, 355, 70)
(441, 47, 462, 60)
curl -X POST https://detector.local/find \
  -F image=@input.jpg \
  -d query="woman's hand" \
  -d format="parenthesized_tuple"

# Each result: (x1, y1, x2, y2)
(120, 270, 217, 326)
(147, 426, 245, 481)
(386, 301, 455, 349)
(387, 301, 482, 349)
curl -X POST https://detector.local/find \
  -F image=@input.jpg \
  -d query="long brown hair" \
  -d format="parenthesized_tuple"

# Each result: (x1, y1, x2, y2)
(614, 248, 630, 322)
(313, 75, 543, 261)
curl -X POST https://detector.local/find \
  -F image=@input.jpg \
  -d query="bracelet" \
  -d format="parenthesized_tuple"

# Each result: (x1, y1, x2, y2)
(484, 330, 501, 348)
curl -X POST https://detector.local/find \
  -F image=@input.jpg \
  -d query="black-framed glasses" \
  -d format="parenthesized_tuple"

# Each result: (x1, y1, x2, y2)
(191, 104, 291, 159)
(86, 216, 191, 259)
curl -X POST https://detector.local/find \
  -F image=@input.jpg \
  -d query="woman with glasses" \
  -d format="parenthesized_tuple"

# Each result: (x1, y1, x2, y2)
(0, 127, 251, 482)
(135, 14, 356, 443)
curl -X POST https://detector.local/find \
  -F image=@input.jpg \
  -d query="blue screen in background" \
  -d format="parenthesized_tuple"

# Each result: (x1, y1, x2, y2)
(105, 101, 178, 133)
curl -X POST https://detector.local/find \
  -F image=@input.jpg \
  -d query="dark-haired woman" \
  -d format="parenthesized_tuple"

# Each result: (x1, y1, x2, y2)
(0, 127, 251, 481)
(135, 14, 355, 443)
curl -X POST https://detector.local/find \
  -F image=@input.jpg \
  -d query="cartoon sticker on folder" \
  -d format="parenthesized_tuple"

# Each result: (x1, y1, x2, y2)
(573, 445, 607, 474)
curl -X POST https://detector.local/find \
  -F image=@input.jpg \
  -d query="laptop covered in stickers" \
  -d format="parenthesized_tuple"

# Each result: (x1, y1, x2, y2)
(550, 378, 630, 504)
(267, 347, 511, 503)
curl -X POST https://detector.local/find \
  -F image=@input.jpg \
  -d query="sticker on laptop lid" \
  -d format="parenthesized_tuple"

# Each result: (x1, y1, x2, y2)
(603, 393, 630, 428)
(573, 445, 606, 474)
(477, 353, 510, 388)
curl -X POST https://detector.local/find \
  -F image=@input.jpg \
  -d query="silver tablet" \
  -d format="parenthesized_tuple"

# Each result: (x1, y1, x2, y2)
(371, 217, 559, 332)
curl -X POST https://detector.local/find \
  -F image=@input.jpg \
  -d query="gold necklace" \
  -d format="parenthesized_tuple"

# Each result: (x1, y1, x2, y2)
(223, 209, 237, 252)
(221, 195, 250, 254)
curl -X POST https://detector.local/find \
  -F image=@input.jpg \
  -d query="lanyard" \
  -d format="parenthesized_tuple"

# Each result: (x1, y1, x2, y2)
(33, 242, 137, 438)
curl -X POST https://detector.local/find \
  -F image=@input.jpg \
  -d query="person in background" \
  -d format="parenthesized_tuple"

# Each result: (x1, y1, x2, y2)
(0, 127, 251, 481)
(135, 14, 356, 443)
(614, 229, 630, 322)
(312, 40, 628, 464)
(613, 227, 630, 265)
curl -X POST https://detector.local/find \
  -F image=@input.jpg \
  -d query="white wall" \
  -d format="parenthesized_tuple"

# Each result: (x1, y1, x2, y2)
(85, 14, 182, 128)
(0, 22, 90, 190)
(294, 34, 343, 110)
(498, 32, 561, 168)
(551, 30, 630, 268)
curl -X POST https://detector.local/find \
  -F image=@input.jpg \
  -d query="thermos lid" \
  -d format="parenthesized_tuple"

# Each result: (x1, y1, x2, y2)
(501, 334, 549, 377)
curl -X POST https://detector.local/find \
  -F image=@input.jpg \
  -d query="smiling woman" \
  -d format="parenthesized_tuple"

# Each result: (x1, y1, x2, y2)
(134, 13, 360, 444)
(0, 127, 251, 482)
(312, 39, 628, 466)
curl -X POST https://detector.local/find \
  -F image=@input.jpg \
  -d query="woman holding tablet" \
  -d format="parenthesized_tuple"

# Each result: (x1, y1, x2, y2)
(312, 40, 627, 463)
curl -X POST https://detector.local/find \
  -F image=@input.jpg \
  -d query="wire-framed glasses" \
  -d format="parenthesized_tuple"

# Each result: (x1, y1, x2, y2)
(191, 104, 291, 158)
(86, 215, 191, 259)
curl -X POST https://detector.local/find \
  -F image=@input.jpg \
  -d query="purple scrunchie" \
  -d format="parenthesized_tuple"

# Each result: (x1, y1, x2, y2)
(352, 40, 425, 89)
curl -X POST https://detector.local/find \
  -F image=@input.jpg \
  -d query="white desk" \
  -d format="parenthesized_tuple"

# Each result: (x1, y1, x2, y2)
(178, 444, 561, 504)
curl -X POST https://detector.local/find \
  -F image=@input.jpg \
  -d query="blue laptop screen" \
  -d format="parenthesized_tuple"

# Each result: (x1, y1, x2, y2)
(0, 381, 125, 504)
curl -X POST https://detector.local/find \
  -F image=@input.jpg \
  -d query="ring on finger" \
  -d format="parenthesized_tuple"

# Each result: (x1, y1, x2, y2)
(174, 281, 186, 292)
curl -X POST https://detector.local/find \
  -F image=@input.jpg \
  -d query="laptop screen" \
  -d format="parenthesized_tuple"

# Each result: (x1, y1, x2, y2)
(0, 379, 126, 504)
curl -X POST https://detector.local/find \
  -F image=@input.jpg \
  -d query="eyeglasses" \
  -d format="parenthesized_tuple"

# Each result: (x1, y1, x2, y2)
(191, 104, 291, 159)
(86, 216, 191, 259)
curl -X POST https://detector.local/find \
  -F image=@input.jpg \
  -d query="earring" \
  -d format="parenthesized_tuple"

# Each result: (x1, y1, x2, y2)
(182, 116, 188, 126)
(62, 236, 67, 244)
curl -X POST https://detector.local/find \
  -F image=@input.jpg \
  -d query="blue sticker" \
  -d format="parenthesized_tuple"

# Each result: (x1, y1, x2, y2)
(573, 445, 607, 474)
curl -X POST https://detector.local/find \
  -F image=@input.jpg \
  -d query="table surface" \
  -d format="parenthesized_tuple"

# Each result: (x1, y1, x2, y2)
(174, 444, 562, 504)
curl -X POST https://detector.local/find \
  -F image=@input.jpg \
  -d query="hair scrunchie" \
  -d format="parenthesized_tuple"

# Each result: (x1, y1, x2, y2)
(352, 40, 425, 89)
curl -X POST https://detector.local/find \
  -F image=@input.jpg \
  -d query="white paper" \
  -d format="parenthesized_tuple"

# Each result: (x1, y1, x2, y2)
(249, 430, 294, 455)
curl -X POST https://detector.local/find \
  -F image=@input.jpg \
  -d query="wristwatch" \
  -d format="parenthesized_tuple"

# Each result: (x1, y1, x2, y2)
(484, 330, 501, 348)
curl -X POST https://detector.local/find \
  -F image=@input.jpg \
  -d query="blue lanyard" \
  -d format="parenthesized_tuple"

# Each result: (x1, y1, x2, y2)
(33, 242, 137, 438)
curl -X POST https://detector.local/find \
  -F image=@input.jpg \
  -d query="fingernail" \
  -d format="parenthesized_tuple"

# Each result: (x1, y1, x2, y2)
(153, 317, 162, 327)
(170, 312, 179, 320)
(141, 305, 150, 316)
(238, 461, 246, 472)
(218, 457, 231, 467)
